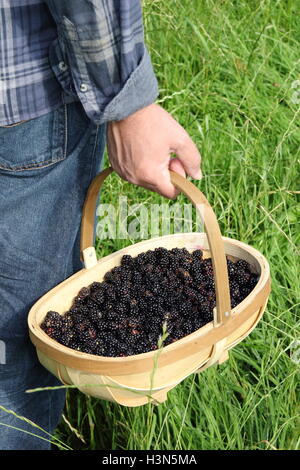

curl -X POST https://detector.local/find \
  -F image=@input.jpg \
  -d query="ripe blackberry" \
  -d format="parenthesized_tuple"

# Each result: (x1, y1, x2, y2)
(105, 286, 117, 301)
(235, 271, 251, 286)
(176, 267, 192, 281)
(183, 286, 198, 300)
(199, 300, 212, 318)
(41, 311, 62, 329)
(231, 298, 240, 308)
(90, 288, 105, 306)
(182, 319, 195, 335)
(202, 258, 213, 275)
(178, 300, 193, 316)
(87, 309, 103, 324)
(59, 329, 75, 347)
(103, 270, 115, 283)
(192, 249, 203, 260)
(121, 254, 134, 267)
(135, 340, 151, 355)
(230, 280, 240, 299)
(41, 247, 259, 357)
(168, 255, 181, 270)
(68, 339, 82, 351)
(191, 264, 205, 283)
(226, 259, 237, 278)
(235, 259, 251, 272)
(136, 252, 148, 266)
(119, 268, 133, 283)
(154, 247, 169, 258)
(193, 317, 206, 330)
(248, 273, 259, 288)
(205, 277, 215, 290)
(81, 338, 103, 355)
(75, 287, 90, 303)
(90, 281, 102, 291)
(42, 326, 62, 341)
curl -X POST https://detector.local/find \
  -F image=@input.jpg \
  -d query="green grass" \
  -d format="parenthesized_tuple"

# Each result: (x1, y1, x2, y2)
(38, 0, 300, 450)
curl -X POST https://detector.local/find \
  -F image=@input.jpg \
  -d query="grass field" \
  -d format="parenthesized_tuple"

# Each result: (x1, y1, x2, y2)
(45, 0, 300, 450)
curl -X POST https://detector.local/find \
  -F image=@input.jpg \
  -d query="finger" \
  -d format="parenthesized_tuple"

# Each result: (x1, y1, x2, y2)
(172, 134, 202, 179)
(140, 168, 180, 200)
(169, 157, 186, 178)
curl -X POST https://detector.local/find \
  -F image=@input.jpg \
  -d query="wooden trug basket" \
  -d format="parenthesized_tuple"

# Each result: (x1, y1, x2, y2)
(28, 168, 271, 407)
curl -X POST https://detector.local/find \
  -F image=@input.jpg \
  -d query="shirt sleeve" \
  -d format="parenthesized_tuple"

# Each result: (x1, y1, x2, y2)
(45, 0, 159, 124)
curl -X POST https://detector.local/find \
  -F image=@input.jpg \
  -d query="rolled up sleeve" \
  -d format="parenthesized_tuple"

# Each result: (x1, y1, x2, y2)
(45, 0, 159, 123)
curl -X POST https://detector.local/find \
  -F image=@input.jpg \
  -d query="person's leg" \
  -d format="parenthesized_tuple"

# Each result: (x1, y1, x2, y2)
(0, 101, 106, 450)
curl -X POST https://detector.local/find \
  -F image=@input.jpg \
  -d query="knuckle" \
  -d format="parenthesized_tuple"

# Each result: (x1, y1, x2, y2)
(176, 132, 190, 149)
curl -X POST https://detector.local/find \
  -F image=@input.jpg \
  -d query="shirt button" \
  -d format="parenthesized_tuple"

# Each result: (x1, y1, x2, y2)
(80, 83, 88, 92)
(58, 61, 68, 72)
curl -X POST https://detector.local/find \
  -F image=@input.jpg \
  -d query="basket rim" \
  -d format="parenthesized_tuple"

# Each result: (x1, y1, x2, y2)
(28, 233, 271, 371)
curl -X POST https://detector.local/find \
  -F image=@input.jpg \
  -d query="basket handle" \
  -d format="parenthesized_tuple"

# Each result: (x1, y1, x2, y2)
(80, 167, 231, 325)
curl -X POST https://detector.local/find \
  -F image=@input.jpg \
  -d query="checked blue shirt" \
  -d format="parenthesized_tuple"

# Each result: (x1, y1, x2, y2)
(0, 0, 158, 126)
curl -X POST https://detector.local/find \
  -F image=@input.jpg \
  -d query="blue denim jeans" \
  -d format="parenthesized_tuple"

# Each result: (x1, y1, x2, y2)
(0, 101, 105, 449)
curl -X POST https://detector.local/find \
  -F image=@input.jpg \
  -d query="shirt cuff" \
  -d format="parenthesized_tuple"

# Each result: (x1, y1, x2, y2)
(99, 48, 159, 124)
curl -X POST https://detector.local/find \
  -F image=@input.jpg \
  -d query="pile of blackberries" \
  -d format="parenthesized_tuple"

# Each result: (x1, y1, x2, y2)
(41, 247, 259, 357)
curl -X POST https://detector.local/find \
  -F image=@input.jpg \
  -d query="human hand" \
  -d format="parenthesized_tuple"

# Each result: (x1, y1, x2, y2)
(106, 103, 202, 199)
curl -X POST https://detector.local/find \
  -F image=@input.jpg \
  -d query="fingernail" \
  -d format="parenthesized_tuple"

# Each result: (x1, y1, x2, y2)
(193, 168, 203, 180)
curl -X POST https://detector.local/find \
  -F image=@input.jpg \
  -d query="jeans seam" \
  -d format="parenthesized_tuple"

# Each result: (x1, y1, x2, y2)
(0, 156, 67, 172)
(89, 124, 100, 182)
(0, 120, 29, 128)
(63, 103, 68, 159)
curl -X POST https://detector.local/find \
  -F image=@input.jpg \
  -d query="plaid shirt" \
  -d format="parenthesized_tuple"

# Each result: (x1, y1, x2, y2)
(0, 0, 158, 126)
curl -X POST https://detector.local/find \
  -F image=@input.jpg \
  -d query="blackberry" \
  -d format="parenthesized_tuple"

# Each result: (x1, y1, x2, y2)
(115, 284, 131, 301)
(121, 254, 134, 267)
(191, 264, 205, 283)
(205, 289, 216, 303)
(205, 277, 215, 290)
(90, 289, 105, 306)
(192, 249, 203, 260)
(105, 286, 117, 301)
(193, 317, 206, 330)
(41, 248, 258, 357)
(41, 311, 62, 329)
(176, 267, 192, 281)
(226, 260, 237, 278)
(154, 247, 169, 258)
(136, 252, 148, 266)
(178, 301, 193, 316)
(183, 286, 198, 300)
(235, 271, 251, 286)
(169, 256, 181, 270)
(202, 258, 213, 276)
(119, 268, 133, 283)
(230, 281, 240, 299)
(235, 259, 251, 272)
(248, 273, 259, 288)
(114, 302, 128, 315)
(105, 310, 119, 321)
(182, 319, 195, 335)
(75, 287, 90, 302)
(59, 329, 75, 347)
(68, 339, 82, 351)
(231, 298, 240, 308)
(42, 326, 62, 341)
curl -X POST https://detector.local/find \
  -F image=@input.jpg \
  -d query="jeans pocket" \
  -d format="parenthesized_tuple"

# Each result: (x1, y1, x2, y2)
(0, 104, 67, 171)
(0, 119, 30, 128)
